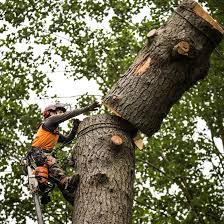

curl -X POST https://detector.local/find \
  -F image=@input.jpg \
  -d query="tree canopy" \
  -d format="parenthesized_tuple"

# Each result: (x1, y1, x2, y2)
(0, 0, 223, 223)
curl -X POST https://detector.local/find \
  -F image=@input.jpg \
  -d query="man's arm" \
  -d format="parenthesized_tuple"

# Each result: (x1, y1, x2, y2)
(43, 102, 99, 131)
(58, 119, 80, 144)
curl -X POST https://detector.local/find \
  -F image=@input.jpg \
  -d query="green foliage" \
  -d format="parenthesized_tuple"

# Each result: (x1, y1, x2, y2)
(0, 0, 223, 223)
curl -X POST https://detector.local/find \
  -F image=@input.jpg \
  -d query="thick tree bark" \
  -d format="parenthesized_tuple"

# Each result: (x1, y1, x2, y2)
(103, 0, 223, 136)
(72, 114, 136, 224)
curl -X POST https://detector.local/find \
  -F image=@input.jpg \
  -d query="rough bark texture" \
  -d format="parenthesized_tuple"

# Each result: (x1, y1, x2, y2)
(72, 114, 137, 224)
(103, 0, 223, 136)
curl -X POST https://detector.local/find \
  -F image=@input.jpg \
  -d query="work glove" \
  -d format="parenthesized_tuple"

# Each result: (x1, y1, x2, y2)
(72, 118, 80, 128)
(88, 101, 100, 111)
(71, 118, 81, 132)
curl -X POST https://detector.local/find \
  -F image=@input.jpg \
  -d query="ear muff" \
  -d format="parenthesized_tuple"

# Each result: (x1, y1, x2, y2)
(43, 110, 50, 119)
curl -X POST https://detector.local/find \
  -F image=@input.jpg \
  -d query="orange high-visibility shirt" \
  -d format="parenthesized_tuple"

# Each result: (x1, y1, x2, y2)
(31, 125, 59, 150)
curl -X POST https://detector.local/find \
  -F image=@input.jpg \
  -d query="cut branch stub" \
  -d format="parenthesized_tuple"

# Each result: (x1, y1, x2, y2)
(72, 114, 137, 224)
(103, 0, 223, 137)
(172, 41, 190, 56)
(147, 29, 157, 38)
(111, 135, 123, 147)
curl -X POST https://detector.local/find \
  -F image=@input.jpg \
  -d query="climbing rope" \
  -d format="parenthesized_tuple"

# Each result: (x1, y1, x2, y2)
(76, 122, 135, 138)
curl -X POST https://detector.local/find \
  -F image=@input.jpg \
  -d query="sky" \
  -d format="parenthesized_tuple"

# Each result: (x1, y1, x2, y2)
(38, 73, 102, 113)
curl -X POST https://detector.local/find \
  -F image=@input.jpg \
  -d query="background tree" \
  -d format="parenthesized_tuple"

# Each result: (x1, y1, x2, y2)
(0, 0, 223, 223)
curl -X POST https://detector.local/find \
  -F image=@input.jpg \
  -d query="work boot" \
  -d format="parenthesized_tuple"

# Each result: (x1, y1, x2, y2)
(41, 194, 51, 205)
(60, 174, 79, 205)
(66, 173, 80, 193)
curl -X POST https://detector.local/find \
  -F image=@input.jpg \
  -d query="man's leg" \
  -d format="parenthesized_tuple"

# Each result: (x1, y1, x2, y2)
(46, 155, 79, 204)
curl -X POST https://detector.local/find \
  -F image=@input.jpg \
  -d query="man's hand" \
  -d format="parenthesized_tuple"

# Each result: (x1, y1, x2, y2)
(72, 118, 81, 129)
(88, 101, 100, 111)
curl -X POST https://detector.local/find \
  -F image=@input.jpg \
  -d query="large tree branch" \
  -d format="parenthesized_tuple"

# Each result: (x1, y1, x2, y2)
(103, 0, 223, 137)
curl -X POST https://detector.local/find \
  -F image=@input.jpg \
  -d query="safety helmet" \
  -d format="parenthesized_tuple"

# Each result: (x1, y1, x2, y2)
(43, 103, 66, 118)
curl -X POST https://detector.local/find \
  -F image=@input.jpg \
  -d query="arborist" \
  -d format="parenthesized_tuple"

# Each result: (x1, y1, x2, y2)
(26, 101, 100, 205)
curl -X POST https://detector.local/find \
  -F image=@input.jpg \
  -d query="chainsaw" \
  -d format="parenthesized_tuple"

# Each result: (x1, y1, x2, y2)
(21, 158, 55, 224)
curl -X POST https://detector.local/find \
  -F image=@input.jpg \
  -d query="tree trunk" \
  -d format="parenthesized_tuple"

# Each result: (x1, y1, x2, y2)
(72, 114, 136, 224)
(72, 0, 223, 223)
(103, 0, 223, 136)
